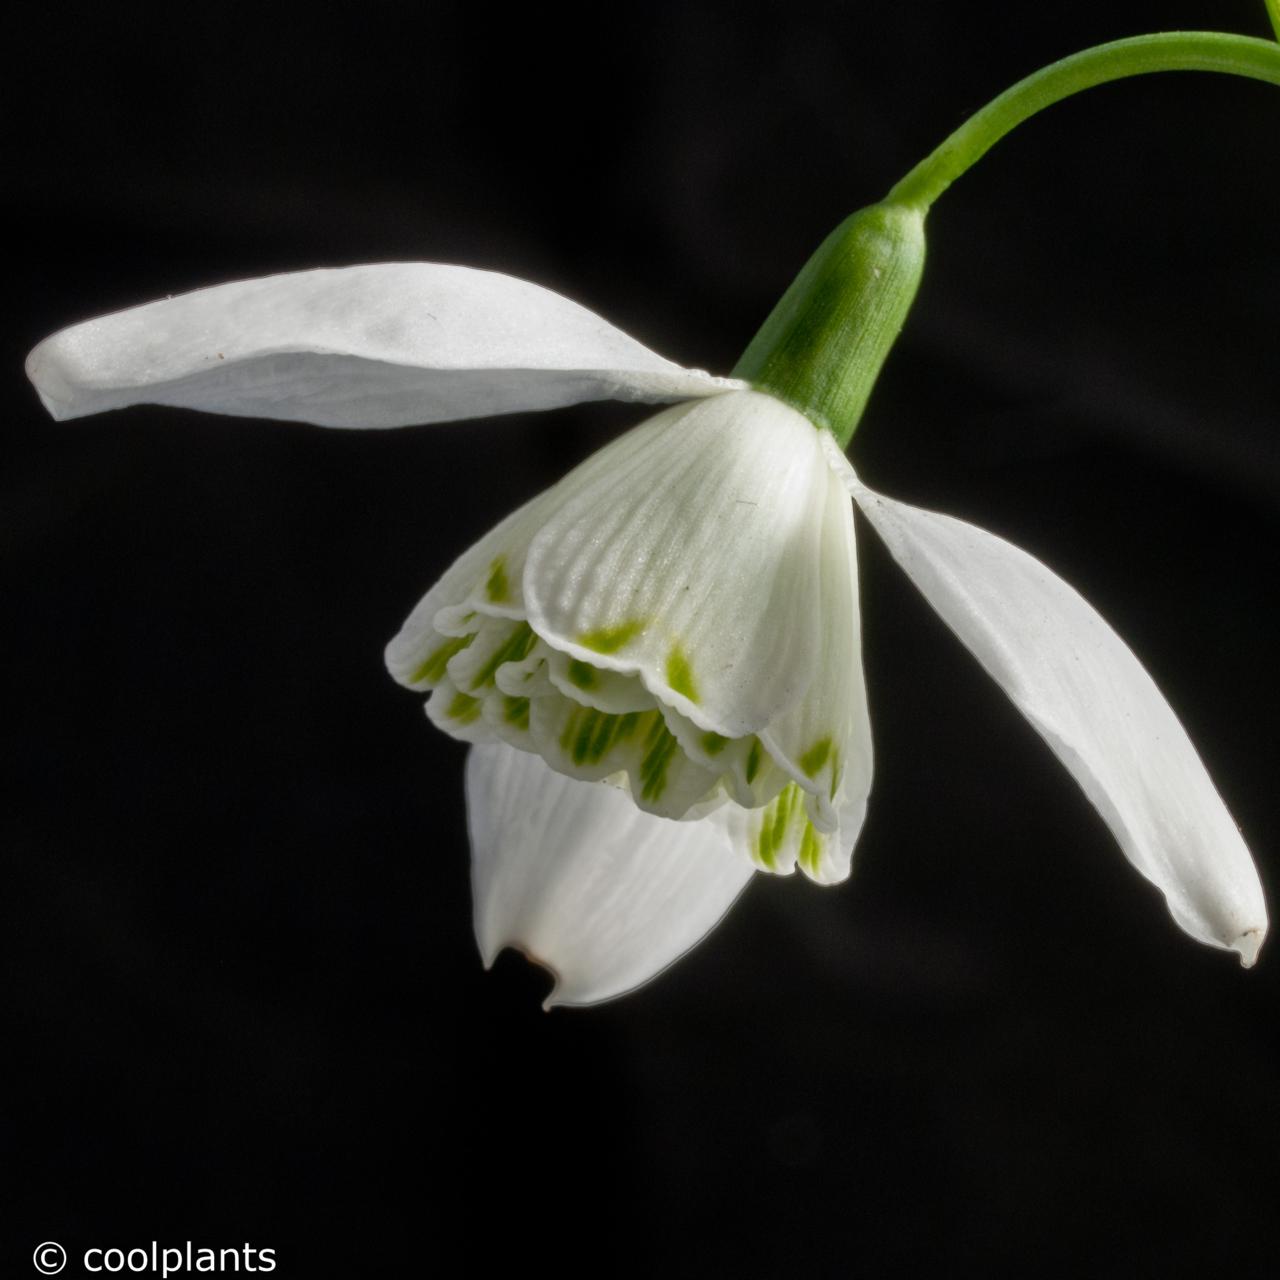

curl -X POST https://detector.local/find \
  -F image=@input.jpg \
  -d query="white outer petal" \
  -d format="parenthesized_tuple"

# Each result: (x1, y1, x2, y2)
(467, 743, 753, 1007)
(840, 464, 1266, 965)
(26, 263, 744, 427)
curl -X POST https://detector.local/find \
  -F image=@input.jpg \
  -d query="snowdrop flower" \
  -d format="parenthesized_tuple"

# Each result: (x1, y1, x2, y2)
(25, 222, 1267, 1005)
(30, 22, 1280, 1004)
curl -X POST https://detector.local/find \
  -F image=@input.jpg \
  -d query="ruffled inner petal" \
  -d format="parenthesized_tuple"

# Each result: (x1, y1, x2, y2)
(713, 783, 834, 879)
(543, 647, 657, 713)
(385, 488, 554, 688)
(393, 391, 878, 879)
(756, 443, 874, 882)
(522, 390, 833, 738)
(528, 699, 723, 820)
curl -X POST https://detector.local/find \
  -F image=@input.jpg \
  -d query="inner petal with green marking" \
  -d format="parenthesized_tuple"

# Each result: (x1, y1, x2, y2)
(394, 509, 857, 864)
(525, 698, 722, 819)
(748, 783, 834, 878)
(415, 597, 846, 836)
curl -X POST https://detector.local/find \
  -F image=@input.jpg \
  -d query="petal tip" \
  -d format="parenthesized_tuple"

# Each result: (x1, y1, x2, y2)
(25, 340, 77, 421)
(1234, 926, 1265, 969)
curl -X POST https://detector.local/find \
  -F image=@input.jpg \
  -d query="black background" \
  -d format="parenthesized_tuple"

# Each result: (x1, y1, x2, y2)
(6, 1, 1280, 1275)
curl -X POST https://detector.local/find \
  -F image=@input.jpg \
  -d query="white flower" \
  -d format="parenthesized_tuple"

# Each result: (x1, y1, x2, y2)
(26, 261, 1267, 1006)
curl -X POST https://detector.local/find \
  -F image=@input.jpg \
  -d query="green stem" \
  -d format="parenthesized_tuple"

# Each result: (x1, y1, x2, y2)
(738, 28, 1280, 447)
(889, 32, 1280, 210)
(1267, 0, 1280, 42)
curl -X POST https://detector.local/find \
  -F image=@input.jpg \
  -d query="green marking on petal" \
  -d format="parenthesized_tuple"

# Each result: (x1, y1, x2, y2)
(559, 707, 643, 767)
(799, 736, 833, 778)
(573, 711, 599, 766)
(446, 691, 483, 725)
(771, 784, 797, 850)
(411, 634, 472, 686)
(589, 711, 617, 761)
(616, 712, 642, 749)
(829, 748, 841, 801)
(745, 739, 764, 785)
(559, 707, 579, 756)
(567, 659, 598, 690)
(639, 718, 680, 803)
(798, 820, 825, 876)
(485, 556, 510, 604)
(469, 622, 536, 691)
(559, 706, 580, 758)
(577, 619, 646, 654)
(665, 643, 699, 704)
(700, 731, 729, 757)
(502, 696, 530, 730)
(747, 778, 798, 870)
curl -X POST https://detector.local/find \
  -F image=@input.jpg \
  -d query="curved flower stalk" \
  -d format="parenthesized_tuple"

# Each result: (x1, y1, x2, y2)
(25, 256, 1267, 1004)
